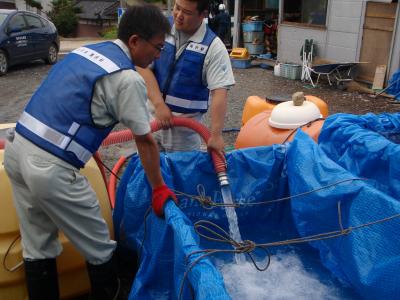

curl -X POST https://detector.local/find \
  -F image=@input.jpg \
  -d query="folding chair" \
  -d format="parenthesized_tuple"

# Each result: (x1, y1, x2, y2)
(301, 39, 314, 81)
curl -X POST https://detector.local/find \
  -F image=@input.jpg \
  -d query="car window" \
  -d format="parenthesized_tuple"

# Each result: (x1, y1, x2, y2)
(25, 14, 44, 29)
(8, 14, 27, 32)
(0, 13, 8, 26)
(41, 18, 49, 27)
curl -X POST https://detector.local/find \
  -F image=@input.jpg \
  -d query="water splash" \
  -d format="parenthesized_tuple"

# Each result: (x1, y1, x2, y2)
(218, 252, 347, 300)
(221, 185, 246, 264)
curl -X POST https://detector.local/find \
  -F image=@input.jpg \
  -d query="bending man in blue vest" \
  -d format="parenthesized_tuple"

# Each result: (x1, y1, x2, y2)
(138, 0, 235, 153)
(4, 4, 177, 300)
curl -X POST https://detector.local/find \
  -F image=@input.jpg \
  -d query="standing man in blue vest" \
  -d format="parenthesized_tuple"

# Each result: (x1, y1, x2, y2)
(4, 4, 177, 300)
(138, 0, 235, 153)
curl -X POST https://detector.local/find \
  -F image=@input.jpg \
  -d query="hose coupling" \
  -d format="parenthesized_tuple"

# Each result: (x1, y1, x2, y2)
(217, 172, 229, 186)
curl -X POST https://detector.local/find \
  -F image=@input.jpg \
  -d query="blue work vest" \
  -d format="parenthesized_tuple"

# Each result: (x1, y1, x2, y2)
(16, 42, 135, 169)
(154, 27, 216, 113)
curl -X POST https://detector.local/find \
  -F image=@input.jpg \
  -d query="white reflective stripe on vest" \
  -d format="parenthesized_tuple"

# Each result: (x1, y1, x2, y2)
(72, 47, 120, 73)
(66, 140, 92, 164)
(18, 111, 92, 164)
(165, 95, 209, 110)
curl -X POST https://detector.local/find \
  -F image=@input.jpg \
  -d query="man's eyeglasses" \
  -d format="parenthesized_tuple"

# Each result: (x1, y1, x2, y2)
(140, 36, 164, 53)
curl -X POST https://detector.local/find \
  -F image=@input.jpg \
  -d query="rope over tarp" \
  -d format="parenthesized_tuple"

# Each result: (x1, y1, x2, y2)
(114, 113, 400, 300)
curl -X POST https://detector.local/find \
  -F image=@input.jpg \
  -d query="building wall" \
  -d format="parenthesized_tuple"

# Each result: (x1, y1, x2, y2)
(277, 0, 364, 64)
(325, 0, 364, 62)
(277, 0, 399, 78)
(0, 1, 16, 9)
(76, 21, 116, 38)
(277, 25, 326, 64)
(15, 0, 52, 14)
(76, 23, 103, 38)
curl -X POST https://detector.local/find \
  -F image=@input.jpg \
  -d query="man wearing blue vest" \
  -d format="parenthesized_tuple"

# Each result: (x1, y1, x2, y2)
(138, 0, 235, 153)
(4, 4, 177, 300)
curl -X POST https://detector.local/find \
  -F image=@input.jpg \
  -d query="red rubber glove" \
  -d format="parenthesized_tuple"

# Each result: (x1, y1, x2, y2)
(152, 184, 178, 217)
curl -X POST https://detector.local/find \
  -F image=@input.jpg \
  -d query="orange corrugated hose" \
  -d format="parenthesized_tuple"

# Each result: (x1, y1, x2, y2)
(102, 117, 227, 208)
(0, 118, 226, 209)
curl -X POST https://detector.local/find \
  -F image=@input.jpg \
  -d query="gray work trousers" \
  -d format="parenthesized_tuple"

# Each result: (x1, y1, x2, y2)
(4, 133, 116, 265)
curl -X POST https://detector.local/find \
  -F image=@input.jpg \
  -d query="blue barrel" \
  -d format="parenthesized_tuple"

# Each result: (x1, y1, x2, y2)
(242, 21, 263, 32)
(244, 42, 264, 55)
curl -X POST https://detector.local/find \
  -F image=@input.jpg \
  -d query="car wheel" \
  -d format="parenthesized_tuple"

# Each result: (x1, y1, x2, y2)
(46, 44, 58, 65)
(0, 50, 8, 76)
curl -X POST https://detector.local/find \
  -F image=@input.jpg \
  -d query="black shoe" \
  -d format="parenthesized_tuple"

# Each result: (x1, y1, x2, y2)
(115, 244, 139, 300)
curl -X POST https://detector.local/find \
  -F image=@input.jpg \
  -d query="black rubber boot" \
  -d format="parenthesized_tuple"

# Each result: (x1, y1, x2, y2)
(86, 255, 121, 300)
(115, 244, 138, 300)
(24, 258, 60, 300)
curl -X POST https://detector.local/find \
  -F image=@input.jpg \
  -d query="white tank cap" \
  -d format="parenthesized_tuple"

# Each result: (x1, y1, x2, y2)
(269, 92, 322, 129)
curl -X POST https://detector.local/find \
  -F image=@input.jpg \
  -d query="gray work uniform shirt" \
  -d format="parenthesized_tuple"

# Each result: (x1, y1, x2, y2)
(4, 39, 151, 263)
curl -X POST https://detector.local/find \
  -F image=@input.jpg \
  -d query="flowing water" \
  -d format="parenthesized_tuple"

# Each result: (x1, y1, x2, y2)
(221, 185, 246, 264)
(217, 251, 354, 300)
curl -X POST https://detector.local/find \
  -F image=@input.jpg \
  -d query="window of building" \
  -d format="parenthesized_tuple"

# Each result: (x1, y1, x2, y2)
(283, 0, 328, 26)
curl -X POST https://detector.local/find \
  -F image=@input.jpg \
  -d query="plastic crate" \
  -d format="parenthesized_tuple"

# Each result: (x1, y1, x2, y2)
(242, 21, 263, 32)
(230, 48, 249, 59)
(280, 63, 302, 80)
(230, 58, 251, 69)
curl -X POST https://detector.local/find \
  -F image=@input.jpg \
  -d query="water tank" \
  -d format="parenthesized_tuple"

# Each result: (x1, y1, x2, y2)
(0, 124, 113, 299)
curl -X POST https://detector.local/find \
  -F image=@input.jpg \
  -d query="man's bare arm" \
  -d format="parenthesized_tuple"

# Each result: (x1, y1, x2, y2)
(208, 88, 228, 153)
(135, 133, 164, 188)
(136, 67, 173, 128)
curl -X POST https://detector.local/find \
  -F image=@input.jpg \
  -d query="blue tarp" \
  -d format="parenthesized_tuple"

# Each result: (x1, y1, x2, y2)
(386, 70, 400, 100)
(114, 113, 400, 300)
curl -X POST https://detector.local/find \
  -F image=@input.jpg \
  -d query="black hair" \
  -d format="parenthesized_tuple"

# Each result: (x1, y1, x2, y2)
(197, 0, 210, 13)
(186, 0, 210, 13)
(118, 4, 171, 43)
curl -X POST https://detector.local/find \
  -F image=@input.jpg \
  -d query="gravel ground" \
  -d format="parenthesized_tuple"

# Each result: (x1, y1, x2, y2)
(1, 59, 399, 173)
(1, 59, 398, 145)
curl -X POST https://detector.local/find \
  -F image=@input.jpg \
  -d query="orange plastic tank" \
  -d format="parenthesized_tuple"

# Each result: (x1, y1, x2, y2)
(235, 111, 325, 149)
(241, 95, 329, 125)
